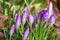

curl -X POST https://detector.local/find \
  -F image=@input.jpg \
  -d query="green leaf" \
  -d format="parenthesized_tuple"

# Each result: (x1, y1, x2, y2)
(27, 32, 33, 40)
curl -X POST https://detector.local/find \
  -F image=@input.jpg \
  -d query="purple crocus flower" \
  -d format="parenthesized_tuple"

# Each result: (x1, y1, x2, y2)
(36, 7, 48, 22)
(14, 11, 18, 22)
(28, 14, 34, 27)
(23, 27, 29, 40)
(48, 15, 55, 25)
(10, 24, 15, 37)
(43, 7, 48, 21)
(36, 11, 43, 23)
(21, 5, 28, 25)
(16, 16, 20, 29)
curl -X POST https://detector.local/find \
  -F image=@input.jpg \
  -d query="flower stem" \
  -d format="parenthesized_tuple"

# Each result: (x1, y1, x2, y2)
(26, 19, 36, 39)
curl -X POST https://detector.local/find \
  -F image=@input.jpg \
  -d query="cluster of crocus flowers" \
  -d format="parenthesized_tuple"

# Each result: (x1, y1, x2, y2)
(9, 11, 21, 37)
(9, 5, 29, 37)
(14, 11, 21, 29)
(9, 1, 56, 40)
(36, 2, 55, 25)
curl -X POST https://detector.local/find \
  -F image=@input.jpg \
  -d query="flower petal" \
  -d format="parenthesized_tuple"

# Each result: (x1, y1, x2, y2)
(48, 15, 55, 25)
(43, 7, 48, 21)
(48, 2, 54, 18)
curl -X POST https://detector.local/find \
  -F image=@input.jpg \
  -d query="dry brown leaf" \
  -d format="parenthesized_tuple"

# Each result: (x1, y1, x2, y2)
(31, 3, 41, 9)
(44, 0, 50, 7)
(0, 15, 9, 28)
(54, 16, 60, 27)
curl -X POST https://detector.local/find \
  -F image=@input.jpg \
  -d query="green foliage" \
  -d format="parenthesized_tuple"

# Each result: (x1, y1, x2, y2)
(26, 16, 55, 40)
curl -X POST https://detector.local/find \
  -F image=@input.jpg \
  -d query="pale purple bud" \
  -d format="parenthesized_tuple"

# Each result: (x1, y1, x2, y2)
(14, 11, 18, 22)
(23, 27, 29, 40)
(21, 5, 28, 25)
(21, 13, 27, 25)
(10, 24, 15, 37)
(48, 2, 54, 18)
(48, 15, 55, 25)
(28, 14, 34, 27)
(16, 16, 20, 29)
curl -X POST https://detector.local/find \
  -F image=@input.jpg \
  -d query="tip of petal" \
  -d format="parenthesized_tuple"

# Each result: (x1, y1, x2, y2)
(22, 5, 28, 13)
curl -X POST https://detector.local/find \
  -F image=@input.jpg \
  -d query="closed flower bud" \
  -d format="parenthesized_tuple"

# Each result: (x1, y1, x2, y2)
(23, 27, 29, 40)
(22, 5, 28, 25)
(28, 14, 34, 27)
(16, 16, 20, 29)
(10, 24, 15, 37)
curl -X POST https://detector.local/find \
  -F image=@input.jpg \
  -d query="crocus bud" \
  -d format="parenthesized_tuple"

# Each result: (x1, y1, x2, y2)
(21, 5, 28, 25)
(21, 13, 27, 25)
(48, 2, 54, 18)
(48, 15, 55, 25)
(28, 14, 34, 27)
(23, 27, 29, 40)
(16, 16, 20, 29)
(22, 5, 28, 13)
(14, 11, 18, 22)
(10, 24, 15, 37)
